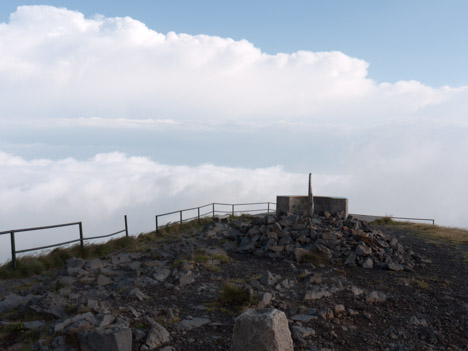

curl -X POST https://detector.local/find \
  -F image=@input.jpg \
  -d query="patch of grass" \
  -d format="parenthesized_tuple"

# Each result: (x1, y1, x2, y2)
(216, 282, 252, 314)
(157, 218, 213, 237)
(372, 216, 395, 225)
(0, 236, 138, 280)
(411, 278, 430, 290)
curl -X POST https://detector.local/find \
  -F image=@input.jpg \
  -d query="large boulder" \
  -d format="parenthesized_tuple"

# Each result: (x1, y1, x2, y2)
(231, 308, 293, 351)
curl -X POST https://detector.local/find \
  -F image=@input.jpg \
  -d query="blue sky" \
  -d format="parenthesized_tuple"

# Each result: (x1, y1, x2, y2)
(0, 1, 467, 262)
(1, 0, 468, 87)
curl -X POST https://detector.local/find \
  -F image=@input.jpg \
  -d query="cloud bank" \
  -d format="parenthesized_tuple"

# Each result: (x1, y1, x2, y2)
(0, 5, 465, 126)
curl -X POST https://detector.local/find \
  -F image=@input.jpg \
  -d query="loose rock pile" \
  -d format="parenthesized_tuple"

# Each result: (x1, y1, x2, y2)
(206, 212, 429, 271)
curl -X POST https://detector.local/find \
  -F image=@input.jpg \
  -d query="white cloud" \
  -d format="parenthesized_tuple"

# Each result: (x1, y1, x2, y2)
(0, 5, 465, 126)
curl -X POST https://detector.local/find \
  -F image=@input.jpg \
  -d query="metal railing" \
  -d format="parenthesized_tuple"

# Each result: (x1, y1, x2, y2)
(350, 214, 435, 225)
(0, 215, 129, 268)
(155, 202, 276, 233)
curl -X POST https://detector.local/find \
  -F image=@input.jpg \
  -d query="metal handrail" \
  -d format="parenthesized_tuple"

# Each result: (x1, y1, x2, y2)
(351, 213, 435, 225)
(1, 215, 129, 269)
(155, 202, 276, 233)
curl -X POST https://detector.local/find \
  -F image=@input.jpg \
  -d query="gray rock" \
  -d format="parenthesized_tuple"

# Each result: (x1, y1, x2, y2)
(124, 287, 148, 301)
(290, 314, 314, 322)
(260, 271, 280, 286)
(291, 326, 315, 339)
(141, 322, 170, 350)
(111, 253, 133, 265)
(78, 326, 132, 351)
(178, 272, 195, 286)
(177, 317, 210, 330)
(387, 262, 404, 271)
(97, 275, 113, 286)
(153, 268, 171, 282)
(257, 292, 273, 309)
(362, 257, 374, 269)
(52, 312, 97, 334)
(304, 286, 332, 301)
(29, 293, 69, 319)
(231, 308, 293, 351)
(366, 291, 387, 304)
(66, 257, 85, 269)
(0, 293, 29, 313)
(85, 258, 107, 271)
(356, 244, 372, 256)
(349, 285, 364, 296)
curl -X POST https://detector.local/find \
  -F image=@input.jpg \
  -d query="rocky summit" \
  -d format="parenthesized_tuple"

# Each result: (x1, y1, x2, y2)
(0, 213, 466, 350)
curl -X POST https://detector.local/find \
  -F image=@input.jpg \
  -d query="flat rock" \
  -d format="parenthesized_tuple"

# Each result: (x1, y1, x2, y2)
(177, 317, 210, 330)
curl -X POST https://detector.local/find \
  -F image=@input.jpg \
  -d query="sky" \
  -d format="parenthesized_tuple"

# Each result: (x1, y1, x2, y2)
(0, 1, 467, 262)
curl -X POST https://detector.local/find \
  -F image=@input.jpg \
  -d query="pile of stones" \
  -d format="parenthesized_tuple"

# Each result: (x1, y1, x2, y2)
(205, 212, 430, 271)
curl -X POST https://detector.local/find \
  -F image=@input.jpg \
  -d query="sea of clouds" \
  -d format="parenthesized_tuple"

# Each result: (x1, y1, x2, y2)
(0, 6, 467, 263)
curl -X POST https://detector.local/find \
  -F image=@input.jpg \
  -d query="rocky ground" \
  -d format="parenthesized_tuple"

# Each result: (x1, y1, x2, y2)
(0, 213, 467, 351)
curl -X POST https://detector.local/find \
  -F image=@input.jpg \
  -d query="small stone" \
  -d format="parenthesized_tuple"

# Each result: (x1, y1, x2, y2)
(334, 304, 345, 314)
(356, 244, 372, 256)
(387, 262, 404, 271)
(97, 274, 113, 286)
(260, 271, 279, 286)
(362, 257, 374, 269)
(366, 291, 387, 304)
(257, 292, 273, 309)
(142, 322, 170, 350)
(290, 314, 314, 322)
(304, 286, 332, 301)
(291, 326, 315, 339)
(177, 317, 210, 330)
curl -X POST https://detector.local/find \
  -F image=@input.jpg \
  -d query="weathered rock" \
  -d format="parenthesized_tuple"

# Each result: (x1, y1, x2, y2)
(366, 291, 387, 304)
(78, 327, 132, 351)
(231, 308, 293, 351)
(304, 286, 332, 300)
(260, 271, 280, 286)
(387, 262, 404, 271)
(0, 293, 29, 313)
(291, 326, 315, 339)
(97, 274, 113, 286)
(257, 292, 273, 308)
(153, 268, 171, 282)
(356, 244, 372, 256)
(177, 317, 210, 330)
(141, 322, 170, 350)
(362, 257, 374, 269)
(291, 314, 314, 322)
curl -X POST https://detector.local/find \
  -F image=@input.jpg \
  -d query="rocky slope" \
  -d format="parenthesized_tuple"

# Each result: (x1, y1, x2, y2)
(0, 213, 467, 350)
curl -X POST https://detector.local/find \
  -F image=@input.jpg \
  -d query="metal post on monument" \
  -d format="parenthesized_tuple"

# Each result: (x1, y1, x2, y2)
(308, 173, 314, 217)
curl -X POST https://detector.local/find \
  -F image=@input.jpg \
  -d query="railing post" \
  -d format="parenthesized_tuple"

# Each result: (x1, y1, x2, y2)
(212, 203, 215, 218)
(198, 207, 200, 223)
(124, 215, 128, 237)
(180, 211, 183, 224)
(10, 231, 16, 269)
(232, 204, 235, 217)
(78, 222, 84, 250)
(267, 202, 270, 213)
(155, 216, 159, 234)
